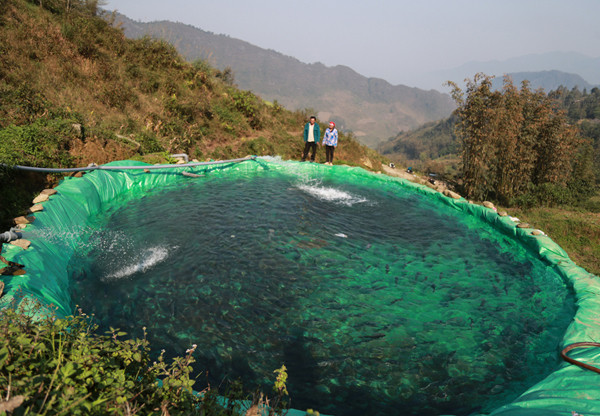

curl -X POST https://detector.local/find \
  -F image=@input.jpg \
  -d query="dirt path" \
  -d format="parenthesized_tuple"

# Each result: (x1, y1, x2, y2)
(380, 164, 451, 195)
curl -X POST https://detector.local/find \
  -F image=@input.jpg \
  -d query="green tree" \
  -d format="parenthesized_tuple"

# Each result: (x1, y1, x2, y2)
(448, 74, 583, 204)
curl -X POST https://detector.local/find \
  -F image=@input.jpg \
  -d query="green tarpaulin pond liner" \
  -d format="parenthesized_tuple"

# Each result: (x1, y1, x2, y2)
(1, 157, 600, 415)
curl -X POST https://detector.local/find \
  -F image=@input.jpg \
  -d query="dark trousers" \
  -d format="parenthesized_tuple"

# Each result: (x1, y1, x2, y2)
(325, 145, 335, 163)
(302, 141, 317, 161)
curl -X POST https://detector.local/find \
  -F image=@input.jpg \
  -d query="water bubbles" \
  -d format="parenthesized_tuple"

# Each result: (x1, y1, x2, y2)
(103, 246, 172, 281)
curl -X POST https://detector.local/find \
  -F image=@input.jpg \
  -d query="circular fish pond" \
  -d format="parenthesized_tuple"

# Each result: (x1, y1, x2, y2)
(67, 163, 575, 416)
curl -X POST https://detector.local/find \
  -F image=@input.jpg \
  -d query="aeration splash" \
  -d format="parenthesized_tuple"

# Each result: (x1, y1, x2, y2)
(2, 157, 600, 416)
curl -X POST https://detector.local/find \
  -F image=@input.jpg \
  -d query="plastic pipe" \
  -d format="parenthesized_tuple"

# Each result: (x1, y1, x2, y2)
(0, 156, 256, 173)
(0, 228, 22, 244)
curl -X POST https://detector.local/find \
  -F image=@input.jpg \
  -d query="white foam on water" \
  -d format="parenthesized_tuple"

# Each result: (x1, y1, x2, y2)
(103, 246, 171, 281)
(296, 182, 368, 207)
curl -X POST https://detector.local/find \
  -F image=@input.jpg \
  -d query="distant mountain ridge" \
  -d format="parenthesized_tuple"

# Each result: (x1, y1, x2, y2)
(491, 70, 596, 92)
(422, 52, 600, 91)
(112, 14, 456, 147)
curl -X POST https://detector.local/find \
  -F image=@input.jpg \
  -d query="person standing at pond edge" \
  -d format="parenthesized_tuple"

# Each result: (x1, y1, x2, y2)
(302, 116, 320, 162)
(323, 121, 338, 165)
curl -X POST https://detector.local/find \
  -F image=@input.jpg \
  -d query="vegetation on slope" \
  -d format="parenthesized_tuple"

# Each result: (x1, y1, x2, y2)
(0, 0, 385, 230)
(113, 14, 457, 148)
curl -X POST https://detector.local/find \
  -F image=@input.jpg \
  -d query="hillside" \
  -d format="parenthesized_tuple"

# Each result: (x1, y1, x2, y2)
(111, 14, 456, 148)
(0, 0, 385, 228)
(378, 114, 459, 176)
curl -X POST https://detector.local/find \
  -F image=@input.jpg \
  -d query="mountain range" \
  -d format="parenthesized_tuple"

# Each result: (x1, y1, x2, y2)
(112, 14, 456, 147)
(110, 14, 599, 147)
(421, 52, 600, 91)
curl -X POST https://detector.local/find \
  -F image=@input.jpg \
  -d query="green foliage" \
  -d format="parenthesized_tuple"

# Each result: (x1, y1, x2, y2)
(448, 74, 584, 205)
(240, 137, 274, 156)
(0, 301, 204, 415)
(0, 83, 49, 127)
(136, 131, 165, 154)
(231, 90, 263, 129)
(125, 36, 183, 71)
(0, 300, 295, 416)
(507, 206, 600, 276)
(0, 118, 76, 167)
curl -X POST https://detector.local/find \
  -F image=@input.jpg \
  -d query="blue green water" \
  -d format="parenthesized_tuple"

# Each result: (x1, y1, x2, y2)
(68, 167, 575, 416)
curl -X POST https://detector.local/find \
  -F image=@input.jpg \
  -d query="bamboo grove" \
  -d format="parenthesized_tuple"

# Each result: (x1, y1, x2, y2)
(448, 73, 592, 205)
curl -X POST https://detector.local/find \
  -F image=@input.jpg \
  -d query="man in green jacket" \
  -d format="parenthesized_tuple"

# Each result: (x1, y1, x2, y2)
(301, 115, 320, 162)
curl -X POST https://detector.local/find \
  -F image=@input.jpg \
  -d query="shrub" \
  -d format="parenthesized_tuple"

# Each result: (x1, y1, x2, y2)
(232, 90, 263, 129)
(136, 131, 165, 154)
(0, 299, 292, 415)
(0, 300, 204, 415)
(0, 118, 75, 167)
(241, 137, 274, 156)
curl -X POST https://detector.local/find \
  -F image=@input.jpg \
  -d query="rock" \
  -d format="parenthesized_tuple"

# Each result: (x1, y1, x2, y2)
(176, 159, 186, 164)
(0, 394, 25, 412)
(32, 193, 49, 204)
(531, 230, 545, 236)
(516, 223, 530, 229)
(143, 169, 151, 173)
(482, 201, 495, 209)
(361, 158, 373, 169)
(182, 171, 204, 178)
(10, 239, 31, 249)
(13, 216, 34, 225)
(32, 188, 57, 204)
(69, 171, 84, 178)
(245, 405, 261, 416)
(443, 189, 461, 199)
(498, 211, 508, 217)
(28, 204, 44, 213)
(0, 266, 26, 276)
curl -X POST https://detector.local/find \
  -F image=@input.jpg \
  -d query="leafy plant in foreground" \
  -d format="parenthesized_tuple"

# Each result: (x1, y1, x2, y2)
(0, 300, 206, 415)
(0, 299, 296, 415)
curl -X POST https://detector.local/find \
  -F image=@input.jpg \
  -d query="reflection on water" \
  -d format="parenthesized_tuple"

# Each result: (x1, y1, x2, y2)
(68, 168, 575, 416)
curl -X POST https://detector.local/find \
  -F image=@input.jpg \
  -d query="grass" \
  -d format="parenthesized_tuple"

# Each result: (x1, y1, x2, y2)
(503, 206, 600, 276)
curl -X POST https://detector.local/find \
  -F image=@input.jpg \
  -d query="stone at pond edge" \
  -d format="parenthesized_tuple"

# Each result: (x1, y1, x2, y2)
(28, 204, 44, 213)
(182, 171, 204, 178)
(443, 189, 461, 199)
(531, 230, 545, 236)
(483, 201, 495, 209)
(13, 216, 35, 225)
(498, 211, 508, 217)
(516, 223, 531, 229)
(10, 239, 31, 249)
(32, 193, 49, 204)
(41, 188, 58, 196)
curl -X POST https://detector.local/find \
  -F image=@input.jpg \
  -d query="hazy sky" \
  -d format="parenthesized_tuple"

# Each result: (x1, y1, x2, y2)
(103, 0, 600, 89)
